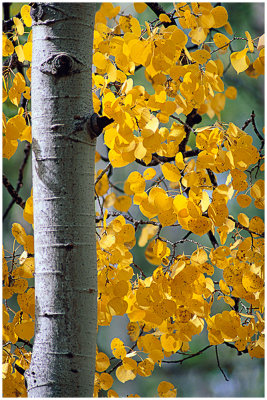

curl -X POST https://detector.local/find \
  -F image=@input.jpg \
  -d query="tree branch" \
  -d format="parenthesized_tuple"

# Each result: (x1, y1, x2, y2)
(162, 345, 212, 364)
(3, 175, 25, 210)
(3, 142, 31, 220)
(251, 111, 264, 152)
(208, 231, 219, 249)
(146, 3, 176, 27)
(215, 345, 229, 381)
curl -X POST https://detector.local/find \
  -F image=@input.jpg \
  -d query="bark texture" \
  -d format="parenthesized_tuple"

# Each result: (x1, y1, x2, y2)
(25, 3, 97, 397)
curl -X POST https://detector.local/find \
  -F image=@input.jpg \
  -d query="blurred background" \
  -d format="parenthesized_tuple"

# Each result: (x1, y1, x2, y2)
(3, 2, 264, 397)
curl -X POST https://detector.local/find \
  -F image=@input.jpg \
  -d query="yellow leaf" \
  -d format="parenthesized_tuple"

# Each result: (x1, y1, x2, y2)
(188, 216, 212, 236)
(138, 224, 158, 247)
(23, 42, 32, 62)
(15, 258, 34, 279)
(114, 195, 132, 212)
(119, 16, 141, 37)
(93, 52, 108, 70)
(13, 17, 24, 36)
(95, 170, 109, 196)
(134, 3, 147, 13)
(225, 86, 237, 99)
(153, 299, 176, 320)
(107, 389, 119, 397)
(113, 280, 129, 297)
(257, 34, 265, 51)
(125, 171, 146, 194)
(249, 216, 264, 235)
(224, 296, 236, 307)
(3, 137, 18, 159)
(208, 200, 228, 226)
(12, 277, 28, 294)
(211, 6, 228, 28)
(245, 31, 254, 52)
(2, 87, 8, 103)
(159, 14, 171, 23)
(12, 223, 27, 246)
(162, 163, 181, 182)
(100, 3, 120, 19)
(175, 152, 185, 170)
(14, 72, 26, 92)
(3, 287, 14, 299)
(103, 193, 116, 209)
(23, 194, 34, 225)
(116, 364, 136, 383)
(242, 270, 264, 292)
(189, 27, 208, 45)
(158, 208, 177, 227)
(99, 373, 113, 390)
(173, 194, 187, 214)
(15, 45, 25, 62)
(230, 48, 250, 74)
(190, 49, 211, 64)
(14, 320, 34, 341)
(26, 66, 31, 81)
(143, 167, 156, 180)
(219, 279, 230, 295)
(191, 248, 208, 264)
(111, 338, 127, 359)
(213, 33, 231, 53)
(93, 93, 101, 113)
(17, 288, 35, 318)
(137, 358, 154, 377)
(20, 125, 32, 142)
(21, 5, 32, 27)
(100, 233, 115, 249)
(160, 333, 181, 352)
(8, 87, 20, 107)
(236, 194, 252, 208)
(3, 35, 14, 57)
(250, 179, 264, 199)
(96, 352, 110, 372)
(5, 115, 26, 140)
(237, 213, 249, 228)
(157, 381, 177, 398)
(127, 322, 140, 341)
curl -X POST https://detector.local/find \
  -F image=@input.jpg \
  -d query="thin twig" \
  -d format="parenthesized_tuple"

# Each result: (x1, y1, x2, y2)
(3, 175, 25, 210)
(228, 216, 264, 238)
(241, 116, 252, 131)
(162, 345, 212, 364)
(215, 345, 229, 381)
(132, 262, 147, 278)
(107, 326, 144, 374)
(208, 231, 219, 249)
(95, 162, 111, 186)
(3, 142, 31, 220)
(251, 111, 264, 152)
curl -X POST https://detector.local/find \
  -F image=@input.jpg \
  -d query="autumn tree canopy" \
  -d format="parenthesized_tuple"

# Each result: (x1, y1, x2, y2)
(3, 2, 264, 397)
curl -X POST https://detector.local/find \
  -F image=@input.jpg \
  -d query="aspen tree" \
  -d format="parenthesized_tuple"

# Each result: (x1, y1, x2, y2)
(24, 4, 98, 397)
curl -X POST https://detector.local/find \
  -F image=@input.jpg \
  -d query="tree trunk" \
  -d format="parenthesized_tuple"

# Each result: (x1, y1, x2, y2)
(25, 3, 97, 397)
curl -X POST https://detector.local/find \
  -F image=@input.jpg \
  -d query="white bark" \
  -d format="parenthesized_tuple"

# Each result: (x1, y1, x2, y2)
(25, 3, 97, 397)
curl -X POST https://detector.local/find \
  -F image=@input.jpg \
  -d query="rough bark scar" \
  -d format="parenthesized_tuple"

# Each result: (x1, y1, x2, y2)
(51, 54, 73, 76)
(40, 53, 82, 77)
(65, 242, 74, 250)
(88, 113, 114, 138)
(30, 3, 44, 22)
(73, 113, 114, 139)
